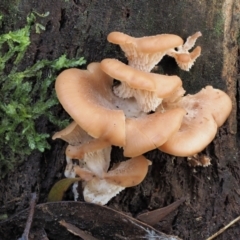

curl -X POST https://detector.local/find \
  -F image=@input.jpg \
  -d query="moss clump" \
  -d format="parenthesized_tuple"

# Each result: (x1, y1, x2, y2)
(0, 13, 86, 177)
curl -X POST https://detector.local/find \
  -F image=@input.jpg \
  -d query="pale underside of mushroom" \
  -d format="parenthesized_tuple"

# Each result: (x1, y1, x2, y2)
(107, 31, 202, 112)
(52, 116, 152, 205)
(75, 156, 151, 205)
(53, 122, 116, 203)
(101, 59, 182, 113)
(114, 84, 162, 112)
(83, 178, 125, 205)
(53, 121, 112, 180)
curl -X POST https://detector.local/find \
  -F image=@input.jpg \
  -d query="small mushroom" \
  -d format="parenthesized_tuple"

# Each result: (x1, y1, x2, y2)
(103, 156, 151, 187)
(107, 31, 184, 72)
(75, 156, 151, 205)
(101, 58, 182, 112)
(167, 32, 202, 71)
(107, 31, 201, 72)
(159, 86, 232, 156)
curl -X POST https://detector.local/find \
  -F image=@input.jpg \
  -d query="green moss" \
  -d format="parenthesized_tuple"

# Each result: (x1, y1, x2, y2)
(0, 13, 86, 178)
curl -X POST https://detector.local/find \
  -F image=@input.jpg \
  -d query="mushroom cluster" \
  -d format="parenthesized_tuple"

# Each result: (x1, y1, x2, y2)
(53, 31, 232, 205)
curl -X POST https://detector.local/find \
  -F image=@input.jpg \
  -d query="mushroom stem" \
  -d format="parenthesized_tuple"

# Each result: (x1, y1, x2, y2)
(101, 59, 182, 113)
(113, 84, 162, 112)
(66, 146, 112, 179)
(82, 156, 151, 205)
(126, 51, 167, 72)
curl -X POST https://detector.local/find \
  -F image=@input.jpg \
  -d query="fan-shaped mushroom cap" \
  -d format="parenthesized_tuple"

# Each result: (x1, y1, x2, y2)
(124, 108, 186, 157)
(55, 63, 126, 146)
(52, 121, 110, 159)
(159, 86, 232, 156)
(101, 59, 182, 98)
(104, 156, 151, 187)
(108, 32, 184, 54)
(52, 121, 92, 146)
(101, 59, 182, 112)
(107, 32, 184, 72)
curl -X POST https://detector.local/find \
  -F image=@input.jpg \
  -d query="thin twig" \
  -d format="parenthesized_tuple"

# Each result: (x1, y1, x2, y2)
(206, 215, 240, 240)
(18, 192, 37, 240)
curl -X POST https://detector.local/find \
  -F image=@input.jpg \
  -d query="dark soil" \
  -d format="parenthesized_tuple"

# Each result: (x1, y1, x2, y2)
(0, 0, 240, 239)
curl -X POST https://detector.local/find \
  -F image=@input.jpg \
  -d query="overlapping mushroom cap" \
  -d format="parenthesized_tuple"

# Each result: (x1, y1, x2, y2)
(101, 58, 182, 112)
(55, 62, 186, 156)
(55, 64, 126, 147)
(124, 108, 186, 157)
(53, 61, 188, 204)
(159, 86, 232, 156)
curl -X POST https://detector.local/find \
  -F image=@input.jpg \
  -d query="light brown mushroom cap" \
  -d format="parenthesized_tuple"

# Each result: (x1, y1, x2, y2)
(169, 46, 201, 71)
(197, 86, 232, 127)
(65, 139, 110, 160)
(101, 59, 182, 98)
(101, 58, 183, 112)
(167, 32, 202, 71)
(104, 156, 151, 187)
(159, 86, 232, 156)
(107, 32, 184, 54)
(159, 112, 218, 156)
(55, 63, 126, 146)
(107, 32, 184, 72)
(52, 121, 110, 159)
(52, 121, 92, 146)
(124, 108, 186, 157)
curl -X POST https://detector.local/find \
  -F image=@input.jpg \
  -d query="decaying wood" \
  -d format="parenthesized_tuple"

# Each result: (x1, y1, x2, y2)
(0, 0, 239, 239)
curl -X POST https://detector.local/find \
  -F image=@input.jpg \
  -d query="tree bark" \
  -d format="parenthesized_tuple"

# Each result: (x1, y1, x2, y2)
(0, 0, 239, 239)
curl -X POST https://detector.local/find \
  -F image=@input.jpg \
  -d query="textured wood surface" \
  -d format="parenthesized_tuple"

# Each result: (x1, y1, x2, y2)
(0, 0, 239, 239)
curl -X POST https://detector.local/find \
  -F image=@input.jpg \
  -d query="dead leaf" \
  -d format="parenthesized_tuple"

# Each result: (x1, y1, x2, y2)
(47, 178, 80, 202)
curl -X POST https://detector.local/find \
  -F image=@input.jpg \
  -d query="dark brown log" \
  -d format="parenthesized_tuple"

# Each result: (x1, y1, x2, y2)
(0, 0, 239, 239)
